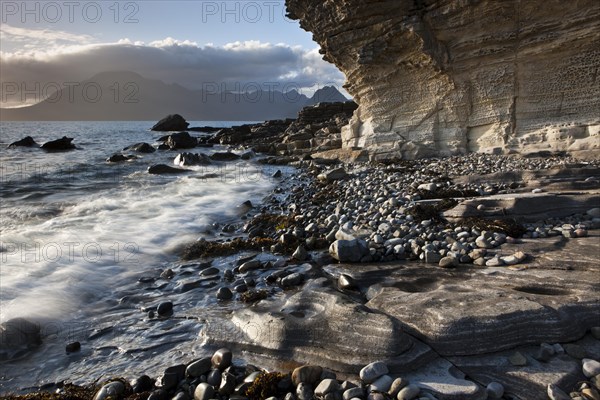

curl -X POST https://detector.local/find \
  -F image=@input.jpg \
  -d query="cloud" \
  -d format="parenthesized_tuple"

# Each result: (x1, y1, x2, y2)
(0, 24, 94, 47)
(0, 32, 347, 106)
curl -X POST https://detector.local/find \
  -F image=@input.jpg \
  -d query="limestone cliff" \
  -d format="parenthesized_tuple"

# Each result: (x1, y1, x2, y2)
(286, 0, 600, 159)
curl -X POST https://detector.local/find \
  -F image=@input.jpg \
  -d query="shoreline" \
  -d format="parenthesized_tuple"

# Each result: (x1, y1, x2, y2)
(2, 114, 600, 399)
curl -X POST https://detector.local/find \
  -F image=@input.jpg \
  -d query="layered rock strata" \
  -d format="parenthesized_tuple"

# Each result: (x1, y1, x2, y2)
(286, 0, 600, 159)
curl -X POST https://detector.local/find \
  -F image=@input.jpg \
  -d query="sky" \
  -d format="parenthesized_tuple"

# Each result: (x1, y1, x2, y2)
(0, 0, 346, 107)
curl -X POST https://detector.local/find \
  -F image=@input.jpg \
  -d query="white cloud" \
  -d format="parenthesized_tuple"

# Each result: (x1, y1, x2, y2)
(1, 24, 94, 44)
(0, 33, 347, 106)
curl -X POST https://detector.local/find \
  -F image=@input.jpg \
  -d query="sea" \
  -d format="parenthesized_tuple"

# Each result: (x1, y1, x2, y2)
(0, 121, 284, 391)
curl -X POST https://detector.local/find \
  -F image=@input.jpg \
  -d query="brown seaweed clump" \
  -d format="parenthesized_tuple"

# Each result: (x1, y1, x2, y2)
(459, 217, 527, 238)
(244, 372, 286, 400)
(181, 238, 276, 260)
(240, 289, 269, 303)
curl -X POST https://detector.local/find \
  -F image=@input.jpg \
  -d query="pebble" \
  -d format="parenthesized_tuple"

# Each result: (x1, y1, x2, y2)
(315, 379, 340, 396)
(359, 361, 388, 384)
(486, 382, 504, 399)
(186, 358, 212, 378)
(157, 301, 173, 317)
(583, 359, 600, 378)
(200, 267, 219, 276)
(194, 382, 214, 400)
(388, 378, 408, 397)
(239, 260, 261, 273)
(591, 327, 600, 339)
(369, 375, 393, 392)
(219, 372, 236, 395)
(535, 342, 555, 362)
(293, 245, 309, 261)
(508, 351, 527, 366)
(147, 389, 169, 400)
(93, 381, 125, 400)
(547, 384, 571, 400)
(66, 341, 81, 353)
(212, 348, 233, 370)
(207, 369, 222, 387)
(131, 375, 154, 393)
(292, 365, 323, 386)
(397, 384, 420, 400)
(338, 274, 357, 290)
(343, 387, 365, 400)
(297, 382, 314, 400)
(217, 287, 233, 300)
(438, 256, 458, 268)
(281, 272, 305, 288)
(564, 343, 586, 359)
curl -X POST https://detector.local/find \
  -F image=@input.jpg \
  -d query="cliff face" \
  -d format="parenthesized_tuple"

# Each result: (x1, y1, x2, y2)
(286, 0, 600, 159)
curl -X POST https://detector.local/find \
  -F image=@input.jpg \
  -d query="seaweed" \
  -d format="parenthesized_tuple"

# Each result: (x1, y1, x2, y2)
(240, 289, 269, 303)
(408, 198, 458, 222)
(181, 238, 276, 260)
(459, 217, 527, 238)
(244, 372, 286, 400)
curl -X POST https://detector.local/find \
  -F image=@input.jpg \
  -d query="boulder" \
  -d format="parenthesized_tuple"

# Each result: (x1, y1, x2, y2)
(41, 136, 76, 151)
(174, 153, 211, 166)
(123, 142, 156, 153)
(329, 239, 369, 262)
(0, 318, 42, 360)
(210, 152, 241, 162)
(148, 164, 189, 175)
(166, 132, 197, 149)
(152, 114, 189, 131)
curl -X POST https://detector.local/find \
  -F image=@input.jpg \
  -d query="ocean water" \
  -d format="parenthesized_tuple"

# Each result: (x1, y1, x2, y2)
(0, 121, 282, 390)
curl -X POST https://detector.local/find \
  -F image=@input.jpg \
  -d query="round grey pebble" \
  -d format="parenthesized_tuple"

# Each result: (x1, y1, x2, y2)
(582, 358, 600, 378)
(157, 301, 173, 316)
(216, 287, 233, 300)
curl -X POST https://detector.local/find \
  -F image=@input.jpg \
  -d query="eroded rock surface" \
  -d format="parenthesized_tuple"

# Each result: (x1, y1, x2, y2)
(286, 0, 600, 159)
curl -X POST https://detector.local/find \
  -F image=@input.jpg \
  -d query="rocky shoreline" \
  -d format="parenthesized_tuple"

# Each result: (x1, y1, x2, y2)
(2, 105, 600, 400)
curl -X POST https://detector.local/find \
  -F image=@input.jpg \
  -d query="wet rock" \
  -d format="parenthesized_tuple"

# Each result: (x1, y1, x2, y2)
(329, 239, 369, 262)
(147, 390, 169, 400)
(217, 287, 233, 300)
(131, 375, 154, 393)
(65, 341, 80, 353)
(165, 132, 197, 149)
(0, 318, 42, 360)
(212, 348, 233, 370)
(194, 382, 214, 400)
(8, 136, 37, 147)
(157, 301, 173, 317)
(360, 361, 388, 384)
(293, 245, 309, 261)
(107, 154, 135, 162)
(152, 114, 189, 131)
(219, 372, 236, 395)
(388, 378, 408, 398)
(93, 381, 125, 400)
(318, 167, 348, 182)
(175, 152, 211, 166)
(200, 267, 219, 276)
(281, 272, 305, 288)
(41, 136, 76, 151)
(535, 342, 555, 362)
(292, 365, 323, 386)
(123, 142, 155, 153)
(210, 152, 240, 161)
(207, 369, 222, 387)
(186, 358, 212, 378)
(343, 387, 365, 400)
(591, 327, 600, 339)
(148, 164, 189, 174)
(239, 260, 261, 273)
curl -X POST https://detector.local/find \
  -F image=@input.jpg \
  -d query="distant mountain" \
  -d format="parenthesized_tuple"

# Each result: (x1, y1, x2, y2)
(0, 71, 348, 121)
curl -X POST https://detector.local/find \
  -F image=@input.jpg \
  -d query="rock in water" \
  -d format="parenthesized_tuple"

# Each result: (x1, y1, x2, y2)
(0, 318, 42, 360)
(194, 382, 214, 400)
(148, 164, 189, 175)
(211, 348, 233, 370)
(210, 152, 241, 161)
(174, 152, 211, 166)
(167, 132, 197, 149)
(93, 381, 125, 400)
(8, 136, 37, 148)
(123, 142, 155, 153)
(41, 136, 76, 151)
(286, 0, 600, 159)
(152, 114, 189, 131)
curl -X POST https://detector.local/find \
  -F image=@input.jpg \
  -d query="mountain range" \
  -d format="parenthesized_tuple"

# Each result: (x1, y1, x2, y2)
(0, 71, 348, 121)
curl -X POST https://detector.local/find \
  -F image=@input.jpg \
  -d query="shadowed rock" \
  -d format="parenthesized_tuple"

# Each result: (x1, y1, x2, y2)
(148, 164, 189, 175)
(8, 136, 37, 148)
(152, 114, 189, 131)
(123, 142, 156, 153)
(0, 318, 42, 360)
(41, 136, 76, 151)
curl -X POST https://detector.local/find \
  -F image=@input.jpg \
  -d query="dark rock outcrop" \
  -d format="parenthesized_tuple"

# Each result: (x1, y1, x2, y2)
(174, 152, 211, 166)
(151, 114, 189, 131)
(286, 0, 600, 159)
(107, 154, 136, 163)
(123, 142, 156, 153)
(148, 164, 189, 175)
(41, 136, 76, 151)
(8, 136, 37, 148)
(166, 132, 197, 150)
